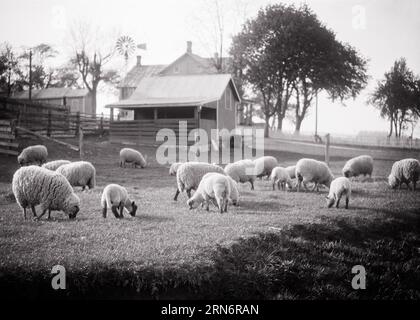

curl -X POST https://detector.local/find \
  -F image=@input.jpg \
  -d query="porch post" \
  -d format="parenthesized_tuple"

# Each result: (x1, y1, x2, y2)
(110, 107, 114, 122)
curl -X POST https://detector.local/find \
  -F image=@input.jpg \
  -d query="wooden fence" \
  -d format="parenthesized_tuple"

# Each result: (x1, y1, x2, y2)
(0, 119, 19, 156)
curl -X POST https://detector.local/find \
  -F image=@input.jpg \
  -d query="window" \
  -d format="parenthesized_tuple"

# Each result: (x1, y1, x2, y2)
(157, 107, 194, 119)
(201, 107, 216, 120)
(134, 108, 154, 120)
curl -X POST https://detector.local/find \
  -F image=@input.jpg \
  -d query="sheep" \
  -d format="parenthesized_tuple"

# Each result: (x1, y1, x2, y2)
(56, 161, 96, 190)
(12, 165, 80, 220)
(187, 172, 230, 213)
(174, 162, 225, 201)
(342, 155, 374, 178)
(42, 160, 71, 171)
(285, 165, 296, 179)
(120, 148, 147, 168)
(224, 159, 256, 190)
(388, 158, 420, 191)
(295, 158, 334, 192)
(17, 145, 48, 166)
(270, 167, 294, 191)
(205, 175, 239, 208)
(101, 184, 137, 219)
(253, 156, 278, 179)
(326, 177, 351, 209)
(169, 162, 183, 176)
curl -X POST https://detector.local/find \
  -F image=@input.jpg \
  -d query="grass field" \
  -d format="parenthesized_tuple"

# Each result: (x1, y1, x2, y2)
(0, 135, 419, 299)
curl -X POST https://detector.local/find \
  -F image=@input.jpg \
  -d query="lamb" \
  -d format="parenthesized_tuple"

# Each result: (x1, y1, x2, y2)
(120, 148, 147, 168)
(187, 172, 230, 213)
(388, 158, 420, 191)
(326, 177, 351, 209)
(174, 162, 225, 201)
(253, 156, 278, 179)
(295, 158, 334, 192)
(285, 165, 296, 179)
(205, 175, 239, 207)
(342, 155, 374, 178)
(12, 165, 80, 220)
(101, 184, 137, 219)
(42, 160, 71, 171)
(56, 161, 96, 190)
(169, 162, 183, 176)
(270, 167, 294, 191)
(17, 145, 48, 166)
(224, 159, 256, 190)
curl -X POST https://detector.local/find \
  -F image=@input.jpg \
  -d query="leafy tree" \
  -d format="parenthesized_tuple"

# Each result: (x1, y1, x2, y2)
(0, 42, 21, 95)
(370, 58, 420, 137)
(231, 4, 368, 136)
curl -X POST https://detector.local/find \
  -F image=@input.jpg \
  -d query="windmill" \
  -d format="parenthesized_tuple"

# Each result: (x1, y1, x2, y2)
(116, 35, 136, 71)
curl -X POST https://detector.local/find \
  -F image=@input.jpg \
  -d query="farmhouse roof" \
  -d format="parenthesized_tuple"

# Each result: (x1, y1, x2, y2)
(107, 74, 240, 108)
(13, 88, 89, 100)
(117, 64, 167, 88)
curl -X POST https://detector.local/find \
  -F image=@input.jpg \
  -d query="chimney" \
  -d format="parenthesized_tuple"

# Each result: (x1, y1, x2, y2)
(186, 41, 192, 54)
(136, 55, 142, 66)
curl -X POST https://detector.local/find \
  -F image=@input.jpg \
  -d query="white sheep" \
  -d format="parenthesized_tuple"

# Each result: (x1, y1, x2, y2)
(270, 167, 294, 191)
(42, 160, 71, 171)
(342, 155, 374, 178)
(295, 158, 334, 192)
(56, 161, 96, 190)
(169, 162, 183, 176)
(174, 162, 225, 201)
(12, 165, 80, 220)
(101, 184, 137, 219)
(187, 172, 230, 213)
(120, 148, 147, 168)
(17, 145, 48, 166)
(224, 159, 256, 190)
(388, 158, 420, 190)
(285, 165, 296, 179)
(205, 175, 239, 208)
(253, 156, 278, 179)
(326, 177, 351, 209)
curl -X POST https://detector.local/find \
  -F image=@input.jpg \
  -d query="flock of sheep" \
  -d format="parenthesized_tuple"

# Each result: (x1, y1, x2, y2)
(10, 143, 420, 220)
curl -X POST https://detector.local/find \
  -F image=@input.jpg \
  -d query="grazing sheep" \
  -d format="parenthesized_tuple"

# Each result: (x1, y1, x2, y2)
(295, 158, 334, 192)
(56, 161, 96, 190)
(101, 184, 137, 219)
(342, 155, 374, 178)
(326, 177, 351, 209)
(12, 165, 80, 220)
(17, 145, 48, 166)
(169, 162, 183, 176)
(388, 158, 420, 190)
(224, 159, 256, 190)
(120, 148, 147, 168)
(174, 162, 225, 201)
(187, 172, 230, 213)
(253, 156, 278, 179)
(42, 160, 71, 171)
(270, 167, 294, 191)
(285, 165, 296, 179)
(227, 176, 239, 206)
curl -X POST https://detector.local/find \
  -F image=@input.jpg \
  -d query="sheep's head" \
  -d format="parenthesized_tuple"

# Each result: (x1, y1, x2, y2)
(343, 169, 352, 178)
(17, 155, 26, 166)
(325, 195, 335, 208)
(187, 198, 200, 210)
(64, 193, 80, 219)
(388, 174, 398, 189)
(128, 201, 137, 217)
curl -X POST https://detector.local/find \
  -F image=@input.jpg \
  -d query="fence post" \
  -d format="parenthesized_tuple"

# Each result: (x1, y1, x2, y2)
(79, 127, 84, 160)
(325, 133, 330, 166)
(75, 112, 80, 137)
(47, 110, 52, 137)
(100, 114, 104, 136)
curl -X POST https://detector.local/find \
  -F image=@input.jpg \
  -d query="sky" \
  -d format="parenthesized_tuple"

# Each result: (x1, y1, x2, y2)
(1, 0, 420, 137)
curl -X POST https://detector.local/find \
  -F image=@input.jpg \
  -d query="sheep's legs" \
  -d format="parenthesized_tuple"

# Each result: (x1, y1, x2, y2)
(35, 208, 48, 221)
(345, 197, 349, 209)
(47, 210, 52, 220)
(119, 202, 124, 218)
(111, 206, 120, 218)
(102, 204, 107, 218)
(250, 181, 254, 190)
(187, 189, 192, 198)
(335, 196, 341, 208)
(23, 207, 27, 220)
(174, 189, 180, 201)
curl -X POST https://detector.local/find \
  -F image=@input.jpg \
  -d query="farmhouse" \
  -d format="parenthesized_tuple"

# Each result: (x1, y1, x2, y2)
(13, 88, 94, 114)
(107, 41, 241, 145)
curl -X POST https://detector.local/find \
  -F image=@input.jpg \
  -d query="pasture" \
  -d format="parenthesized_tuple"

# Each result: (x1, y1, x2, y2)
(0, 136, 419, 299)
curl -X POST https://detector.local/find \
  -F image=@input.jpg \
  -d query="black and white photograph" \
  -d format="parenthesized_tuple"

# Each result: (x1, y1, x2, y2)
(0, 0, 419, 307)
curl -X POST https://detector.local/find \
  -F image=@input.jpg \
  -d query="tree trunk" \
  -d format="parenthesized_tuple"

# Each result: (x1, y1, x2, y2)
(295, 116, 303, 133)
(278, 115, 283, 131)
(264, 114, 270, 138)
(388, 118, 393, 137)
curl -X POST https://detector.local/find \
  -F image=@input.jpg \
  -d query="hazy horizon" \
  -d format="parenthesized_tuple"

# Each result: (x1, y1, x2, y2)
(1, 0, 419, 137)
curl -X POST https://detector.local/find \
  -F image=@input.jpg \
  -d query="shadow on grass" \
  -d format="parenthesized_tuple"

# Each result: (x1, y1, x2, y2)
(1, 209, 419, 300)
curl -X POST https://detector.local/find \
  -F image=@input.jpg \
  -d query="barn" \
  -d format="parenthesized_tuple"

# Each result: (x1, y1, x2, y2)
(106, 41, 241, 146)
